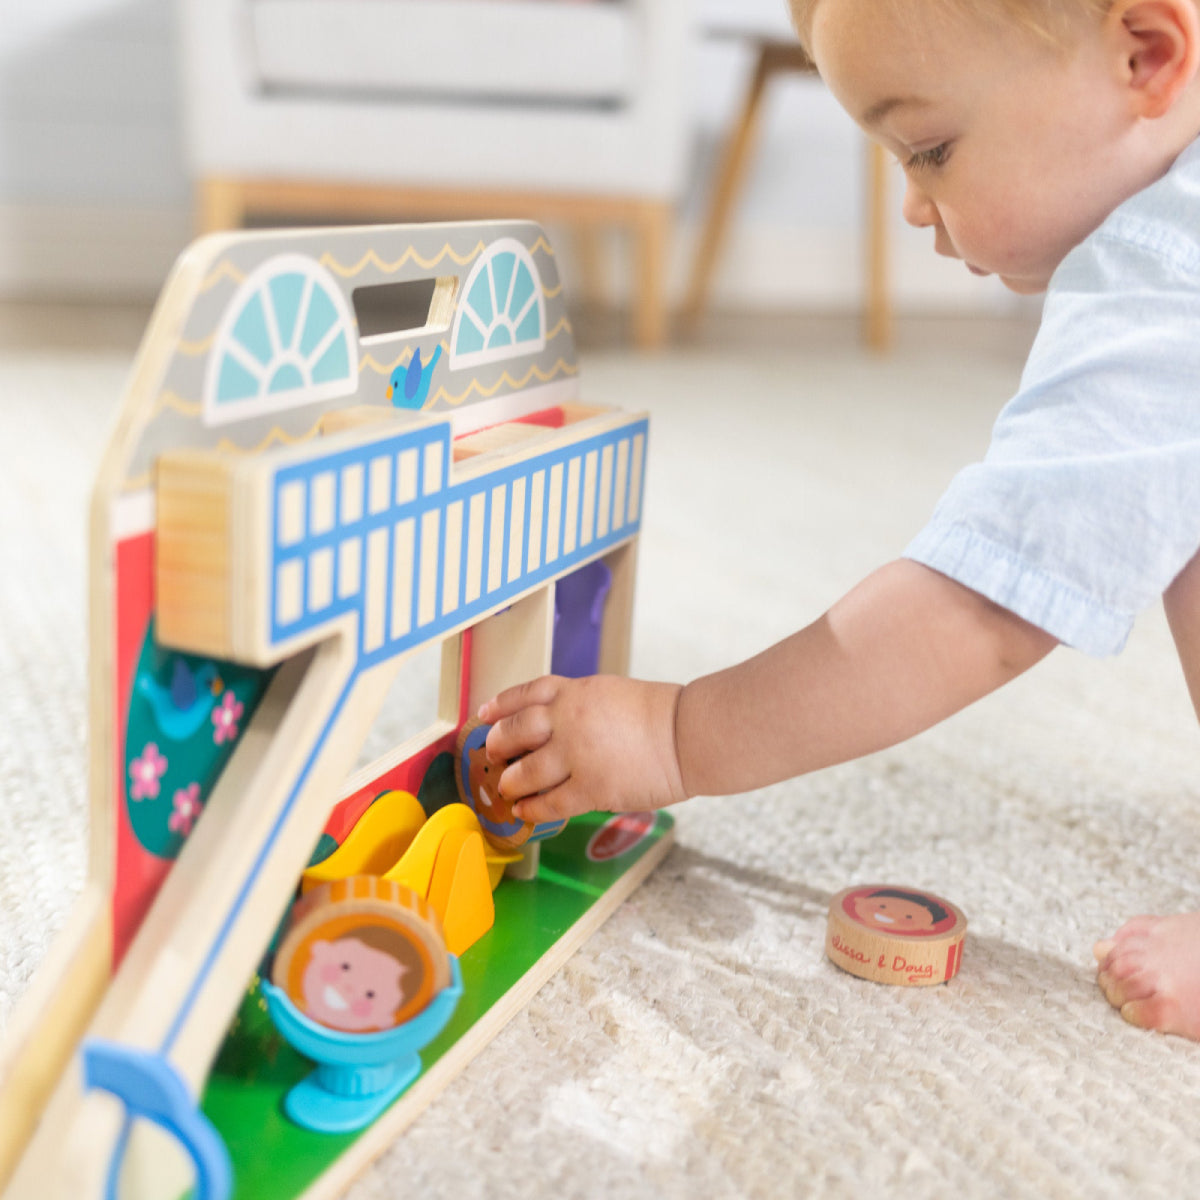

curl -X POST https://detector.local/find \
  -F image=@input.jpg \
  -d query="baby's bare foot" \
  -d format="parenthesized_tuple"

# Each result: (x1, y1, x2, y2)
(1094, 913, 1200, 1040)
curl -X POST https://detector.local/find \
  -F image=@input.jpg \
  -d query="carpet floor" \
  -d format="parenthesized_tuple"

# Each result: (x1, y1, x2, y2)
(2, 312, 1199, 1199)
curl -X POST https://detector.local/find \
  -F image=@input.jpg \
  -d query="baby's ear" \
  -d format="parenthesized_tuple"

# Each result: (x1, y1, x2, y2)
(1109, 0, 1200, 117)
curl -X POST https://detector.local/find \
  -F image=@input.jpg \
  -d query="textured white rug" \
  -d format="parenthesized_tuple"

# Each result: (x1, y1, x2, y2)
(3, 318, 1200, 1198)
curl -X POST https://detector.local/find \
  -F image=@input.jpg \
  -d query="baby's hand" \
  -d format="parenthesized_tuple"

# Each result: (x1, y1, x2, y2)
(477, 675, 687, 824)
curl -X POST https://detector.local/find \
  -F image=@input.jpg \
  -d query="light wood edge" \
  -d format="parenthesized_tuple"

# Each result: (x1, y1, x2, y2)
(597, 540, 638, 678)
(0, 890, 111, 1194)
(155, 450, 237, 658)
(464, 587, 555, 716)
(300, 823, 676, 1200)
(451, 405, 646, 484)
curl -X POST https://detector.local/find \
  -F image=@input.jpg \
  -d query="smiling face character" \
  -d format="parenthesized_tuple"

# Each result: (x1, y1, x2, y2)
(456, 721, 531, 849)
(300, 931, 413, 1032)
(852, 892, 941, 933)
(466, 742, 509, 821)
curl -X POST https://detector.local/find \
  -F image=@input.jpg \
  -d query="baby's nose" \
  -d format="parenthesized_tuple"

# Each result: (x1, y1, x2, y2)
(902, 179, 939, 229)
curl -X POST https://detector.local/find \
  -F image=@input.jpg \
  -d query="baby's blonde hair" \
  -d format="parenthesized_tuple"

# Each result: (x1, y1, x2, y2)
(789, 0, 1111, 51)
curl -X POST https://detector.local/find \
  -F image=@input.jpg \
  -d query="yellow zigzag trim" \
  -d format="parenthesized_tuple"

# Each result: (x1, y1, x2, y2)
(199, 260, 246, 293)
(215, 424, 320, 456)
(546, 316, 573, 342)
(359, 340, 450, 377)
(321, 241, 486, 278)
(431, 358, 578, 408)
(154, 391, 203, 418)
(543, 282, 564, 300)
(177, 334, 215, 357)
(529, 235, 556, 258)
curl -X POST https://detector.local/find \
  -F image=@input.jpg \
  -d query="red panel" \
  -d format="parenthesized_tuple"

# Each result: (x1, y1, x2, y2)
(111, 532, 172, 968)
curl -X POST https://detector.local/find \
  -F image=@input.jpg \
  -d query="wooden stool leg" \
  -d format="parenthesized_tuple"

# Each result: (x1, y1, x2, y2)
(196, 177, 247, 235)
(864, 141, 892, 352)
(680, 46, 774, 335)
(631, 201, 671, 350)
(572, 223, 607, 309)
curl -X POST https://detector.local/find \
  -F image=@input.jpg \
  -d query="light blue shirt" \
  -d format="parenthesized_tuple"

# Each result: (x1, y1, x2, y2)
(905, 137, 1200, 657)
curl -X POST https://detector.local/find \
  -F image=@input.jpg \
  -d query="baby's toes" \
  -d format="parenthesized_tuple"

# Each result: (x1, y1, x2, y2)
(1097, 946, 1155, 1010)
(1120, 992, 1182, 1034)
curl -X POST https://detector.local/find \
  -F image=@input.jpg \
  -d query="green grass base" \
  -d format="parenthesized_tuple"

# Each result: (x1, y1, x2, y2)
(200, 810, 673, 1199)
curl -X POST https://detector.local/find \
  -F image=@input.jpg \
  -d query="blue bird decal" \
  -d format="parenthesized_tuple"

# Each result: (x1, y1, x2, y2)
(137, 659, 223, 741)
(387, 345, 442, 410)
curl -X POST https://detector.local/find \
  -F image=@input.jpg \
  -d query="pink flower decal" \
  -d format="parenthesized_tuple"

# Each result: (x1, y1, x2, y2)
(168, 783, 203, 836)
(129, 743, 167, 801)
(212, 691, 244, 745)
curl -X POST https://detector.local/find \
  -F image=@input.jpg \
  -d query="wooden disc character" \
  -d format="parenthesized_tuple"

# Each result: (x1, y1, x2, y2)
(455, 718, 566, 851)
(273, 875, 451, 1032)
(825, 884, 967, 987)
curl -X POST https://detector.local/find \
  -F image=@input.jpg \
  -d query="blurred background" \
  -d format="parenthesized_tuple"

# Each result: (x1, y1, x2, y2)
(0, 0, 1037, 345)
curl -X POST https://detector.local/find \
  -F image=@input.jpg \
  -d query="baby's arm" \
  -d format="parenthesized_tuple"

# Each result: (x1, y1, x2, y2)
(479, 559, 1057, 822)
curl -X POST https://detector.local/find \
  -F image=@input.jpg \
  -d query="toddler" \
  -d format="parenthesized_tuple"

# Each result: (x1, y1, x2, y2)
(480, 0, 1200, 1040)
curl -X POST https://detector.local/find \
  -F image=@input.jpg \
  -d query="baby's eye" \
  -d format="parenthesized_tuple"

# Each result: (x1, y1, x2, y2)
(906, 143, 950, 172)
(341, 962, 351, 971)
(365, 990, 375, 999)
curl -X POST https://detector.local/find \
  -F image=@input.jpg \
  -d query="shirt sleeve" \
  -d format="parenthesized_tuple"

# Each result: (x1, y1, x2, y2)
(904, 221, 1200, 657)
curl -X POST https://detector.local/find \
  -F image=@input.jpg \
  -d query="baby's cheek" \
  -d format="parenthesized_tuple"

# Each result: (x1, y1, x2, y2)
(319, 962, 342, 984)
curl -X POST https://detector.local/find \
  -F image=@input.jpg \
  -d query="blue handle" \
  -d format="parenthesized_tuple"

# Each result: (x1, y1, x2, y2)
(82, 1039, 232, 1200)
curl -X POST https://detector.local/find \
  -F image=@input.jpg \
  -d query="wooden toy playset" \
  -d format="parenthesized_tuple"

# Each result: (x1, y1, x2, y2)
(0, 220, 673, 1199)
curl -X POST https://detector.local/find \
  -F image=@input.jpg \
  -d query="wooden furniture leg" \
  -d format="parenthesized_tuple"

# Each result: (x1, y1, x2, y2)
(682, 37, 893, 350)
(864, 141, 892, 352)
(572, 224, 607, 310)
(197, 178, 247, 235)
(631, 201, 671, 351)
(680, 43, 776, 334)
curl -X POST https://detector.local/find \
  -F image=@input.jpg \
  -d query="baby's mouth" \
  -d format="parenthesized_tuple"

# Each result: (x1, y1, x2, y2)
(322, 985, 349, 1011)
(872, 914, 896, 925)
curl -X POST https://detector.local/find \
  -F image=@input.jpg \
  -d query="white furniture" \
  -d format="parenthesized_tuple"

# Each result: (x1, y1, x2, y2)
(178, 0, 698, 347)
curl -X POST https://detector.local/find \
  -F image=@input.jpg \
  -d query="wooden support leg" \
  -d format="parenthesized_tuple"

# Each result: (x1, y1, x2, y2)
(196, 178, 248, 235)
(680, 45, 775, 335)
(572, 223, 607, 310)
(864, 141, 892, 352)
(630, 201, 671, 351)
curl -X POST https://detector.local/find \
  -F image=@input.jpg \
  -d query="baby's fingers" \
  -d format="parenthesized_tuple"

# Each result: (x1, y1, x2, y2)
(485, 700, 554, 763)
(478, 675, 562, 724)
(496, 741, 566, 804)
(512, 781, 589, 826)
